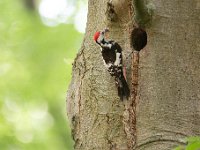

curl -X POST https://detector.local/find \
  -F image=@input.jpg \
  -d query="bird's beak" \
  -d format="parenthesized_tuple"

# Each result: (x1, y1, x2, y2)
(105, 32, 109, 39)
(104, 28, 110, 39)
(104, 28, 109, 32)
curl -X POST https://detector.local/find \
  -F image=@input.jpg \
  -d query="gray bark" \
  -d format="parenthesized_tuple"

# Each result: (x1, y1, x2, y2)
(136, 0, 200, 149)
(67, 0, 135, 149)
(67, 0, 200, 150)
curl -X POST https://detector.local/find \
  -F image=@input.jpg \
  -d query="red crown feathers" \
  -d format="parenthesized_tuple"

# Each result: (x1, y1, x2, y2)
(93, 31, 100, 41)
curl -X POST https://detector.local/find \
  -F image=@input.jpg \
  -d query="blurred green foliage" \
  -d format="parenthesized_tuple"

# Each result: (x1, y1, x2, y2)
(174, 137, 200, 150)
(0, 0, 83, 149)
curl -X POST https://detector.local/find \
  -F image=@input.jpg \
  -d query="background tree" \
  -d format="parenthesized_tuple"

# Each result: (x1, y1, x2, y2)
(0, 0, 85, 149)
(67, 0, 200, 150)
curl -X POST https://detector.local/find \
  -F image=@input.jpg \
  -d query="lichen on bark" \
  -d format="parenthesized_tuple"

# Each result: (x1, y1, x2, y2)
(132, 0, 153, 27)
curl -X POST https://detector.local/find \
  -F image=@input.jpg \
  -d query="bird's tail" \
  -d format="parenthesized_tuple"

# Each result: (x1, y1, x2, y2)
(115, 74, 130, 100)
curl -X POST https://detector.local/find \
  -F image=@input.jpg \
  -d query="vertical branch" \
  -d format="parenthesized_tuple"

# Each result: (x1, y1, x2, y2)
(23, 0, 35, 10)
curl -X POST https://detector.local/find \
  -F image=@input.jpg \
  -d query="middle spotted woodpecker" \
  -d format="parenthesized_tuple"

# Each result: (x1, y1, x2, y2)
(93, 28, 130, 100)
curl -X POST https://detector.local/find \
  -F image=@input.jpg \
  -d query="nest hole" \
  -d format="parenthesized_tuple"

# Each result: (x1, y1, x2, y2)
(131, 28, 147, 51)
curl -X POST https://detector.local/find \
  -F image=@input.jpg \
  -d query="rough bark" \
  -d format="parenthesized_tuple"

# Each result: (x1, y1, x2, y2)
(67, 0, 200, 150)
(67, 0, 136, 149)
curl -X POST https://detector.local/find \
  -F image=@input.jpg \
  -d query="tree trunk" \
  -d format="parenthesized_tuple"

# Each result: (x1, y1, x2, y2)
(136, 0, 200, 149)
(67, 0, 200, 150)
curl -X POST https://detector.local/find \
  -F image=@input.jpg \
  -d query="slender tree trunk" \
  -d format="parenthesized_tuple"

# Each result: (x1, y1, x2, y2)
(67, 0, 200, 150)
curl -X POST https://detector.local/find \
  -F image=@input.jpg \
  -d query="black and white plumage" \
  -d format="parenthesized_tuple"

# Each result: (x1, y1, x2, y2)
(93, 29, 130, 100)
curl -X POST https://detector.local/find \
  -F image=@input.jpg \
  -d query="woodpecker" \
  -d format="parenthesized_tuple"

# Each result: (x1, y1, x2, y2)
(93, 29, 130, 100)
